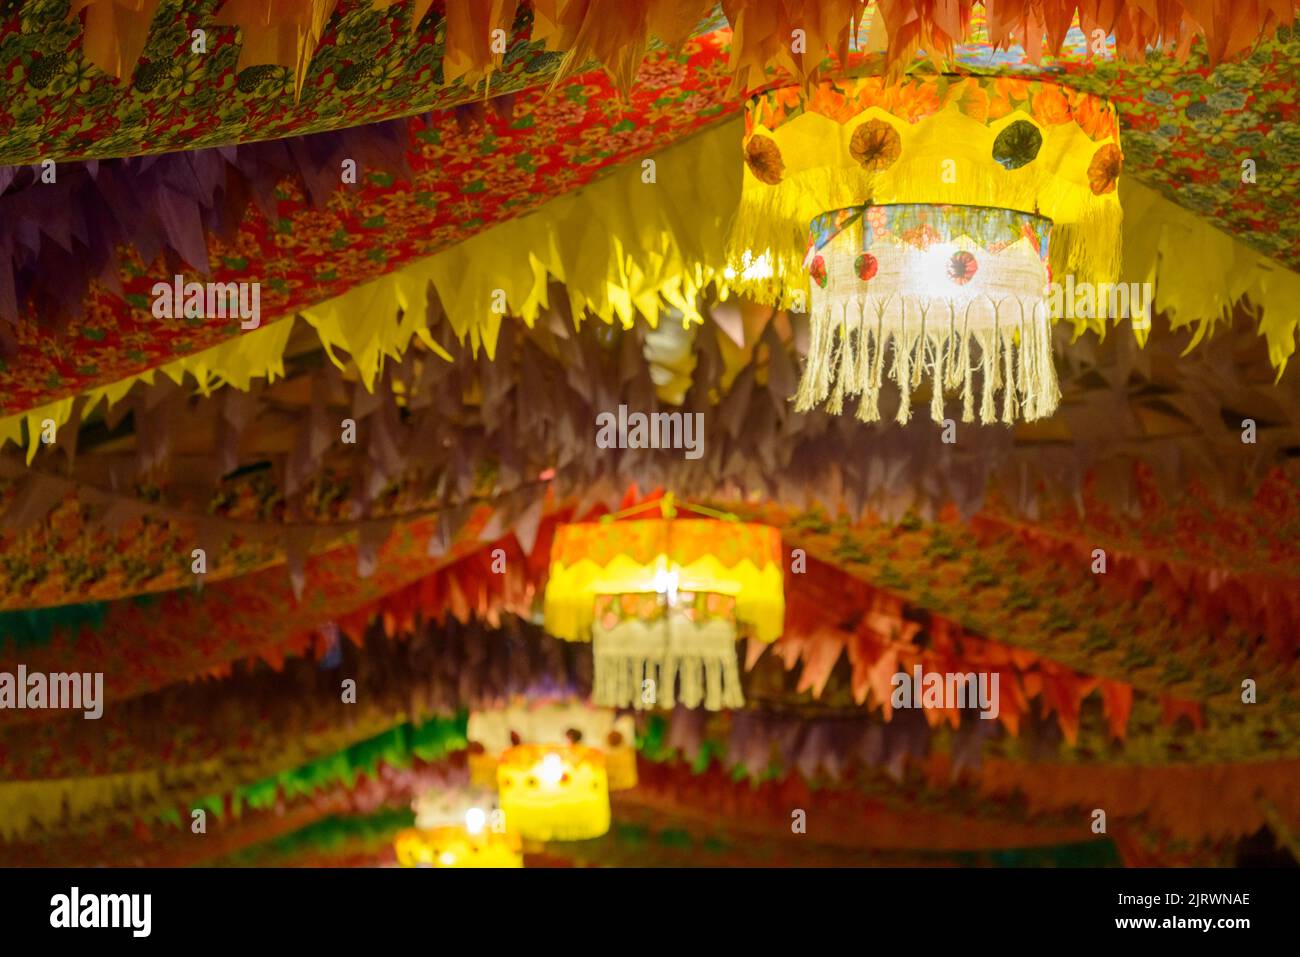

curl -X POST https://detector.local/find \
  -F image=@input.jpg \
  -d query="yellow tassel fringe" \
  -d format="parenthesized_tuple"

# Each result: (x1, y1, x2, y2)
(795, 295, 1059, 425)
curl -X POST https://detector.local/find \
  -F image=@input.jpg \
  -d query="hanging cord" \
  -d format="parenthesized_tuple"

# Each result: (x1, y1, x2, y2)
(596, 492, 740, 524)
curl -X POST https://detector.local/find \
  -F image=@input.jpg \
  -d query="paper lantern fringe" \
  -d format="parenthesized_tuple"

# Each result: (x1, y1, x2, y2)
(592, 614, 747, 711)
(796, 295, 1060, 424)
(593, 645, 747, 713)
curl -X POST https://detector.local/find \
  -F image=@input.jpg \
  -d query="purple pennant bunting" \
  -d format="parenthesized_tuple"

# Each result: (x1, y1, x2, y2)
(0, 119, 410, 340)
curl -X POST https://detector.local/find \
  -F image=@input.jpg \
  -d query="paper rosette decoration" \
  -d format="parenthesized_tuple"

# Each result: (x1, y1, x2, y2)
(393, 827, 523, 868)
(496, 744, 611, 842)
(730, 74, 1123, 305)
(467, 702, 638, 791)
(544, 518, 784, 711)
(800, 203, 1058, 423)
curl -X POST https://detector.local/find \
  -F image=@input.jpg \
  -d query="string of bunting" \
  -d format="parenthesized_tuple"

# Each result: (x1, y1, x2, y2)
(53, 2, 1300, 107)
(7, 21, 1300, 441)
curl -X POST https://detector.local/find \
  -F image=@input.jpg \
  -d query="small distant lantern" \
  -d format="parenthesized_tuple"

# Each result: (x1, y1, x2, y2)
(496, 744, 611, 842)
(395, 791, 520, 868)
(468, 702, 638, 791)
(393, 824, 523, 868)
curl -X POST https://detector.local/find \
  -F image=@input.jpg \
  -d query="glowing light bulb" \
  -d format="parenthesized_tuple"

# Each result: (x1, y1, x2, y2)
(652, 566, 680, 605)
(439, 851, 456, 866)
(726, 251, 774, 284)
(920, 244, 955, 288)
(539, 752, 565, 787)
(740, 251, 773, 281)
(465, 807, 487, 835)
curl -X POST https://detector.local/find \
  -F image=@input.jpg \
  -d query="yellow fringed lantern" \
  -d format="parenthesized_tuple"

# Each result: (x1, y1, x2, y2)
(393, 826, 523, 868)
(396, 788, 521, 868)
(467, 702, 639, 791)
(730, 74, 1123, 303)
(496, 744, 611, 842)
(728, 74, 1122, 425)
(544, 503, 784, 711)
(800, 203, 1058, 423)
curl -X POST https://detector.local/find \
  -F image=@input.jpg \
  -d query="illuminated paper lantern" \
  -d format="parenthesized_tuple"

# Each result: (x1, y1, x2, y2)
(467, 702, 639, 791)
(393, 826, 523, 868)
(396, 787, 521, 867)
(728, 74, 1122, 424)
(544, 515, 784, 711)
(395, 785, 522, 868)
(799, 202, 1057, 423)
(496, 744, 611, 842)
(730, 74, 1122, 304)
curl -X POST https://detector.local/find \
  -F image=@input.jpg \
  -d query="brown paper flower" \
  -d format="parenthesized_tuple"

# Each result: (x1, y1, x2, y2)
(855, 253, 878, 281)
(849, 120, 902, 172)
(809, 254, 828, 288)
(1087, 144, 1123, 195)
(992, 119, 1043, 170)
(947, 250, 979, 284)
(744, 134, 785, 184)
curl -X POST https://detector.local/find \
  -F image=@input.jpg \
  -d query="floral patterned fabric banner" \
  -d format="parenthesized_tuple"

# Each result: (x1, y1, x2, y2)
(0, 29, 740, 420)
(0, 711, 468, 843)
(2, 23, 1300, 427)
(5, 312, 1300, 683)
(0, 505, 520, 714)
(4, 2, 1294, 166)
(733, 503, 1300, 727)
(1, 17, 1298, 426)
(5, 503, 1294, 785)
(635, 740, 1298, 850)
(0, 118, 412, 334)
(0, 614, 588, 781)
(2, 0, 565, 166)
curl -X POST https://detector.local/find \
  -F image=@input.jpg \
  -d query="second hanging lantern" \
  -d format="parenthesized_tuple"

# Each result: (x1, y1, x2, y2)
(543, 500, 784, 711)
